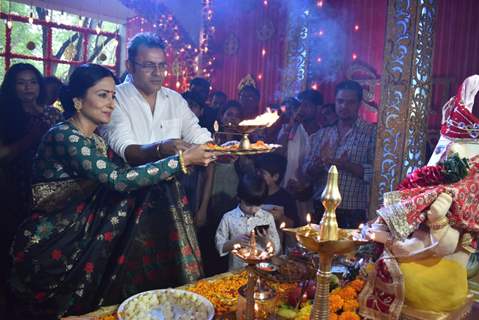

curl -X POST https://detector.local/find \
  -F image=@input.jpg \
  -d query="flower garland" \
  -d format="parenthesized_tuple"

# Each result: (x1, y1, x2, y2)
(397, 153, 470, 190)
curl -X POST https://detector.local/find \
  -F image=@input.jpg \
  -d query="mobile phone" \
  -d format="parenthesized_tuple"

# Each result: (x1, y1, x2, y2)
(254, 225, 269, 235)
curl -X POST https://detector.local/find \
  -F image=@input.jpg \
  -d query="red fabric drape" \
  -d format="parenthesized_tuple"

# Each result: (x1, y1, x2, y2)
(428, 0, 479, 145)
(209, 1, 287, 111)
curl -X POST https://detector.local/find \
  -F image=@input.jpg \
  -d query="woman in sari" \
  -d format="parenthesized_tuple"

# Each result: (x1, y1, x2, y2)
(8, 64, 215, 319)
(0, 64, 62, 311)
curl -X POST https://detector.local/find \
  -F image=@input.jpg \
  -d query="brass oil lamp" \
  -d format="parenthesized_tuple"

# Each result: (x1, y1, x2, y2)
(284, 166, 368, 320)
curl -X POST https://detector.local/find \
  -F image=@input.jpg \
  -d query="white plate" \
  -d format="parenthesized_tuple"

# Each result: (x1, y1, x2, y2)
(117, 289, 214, 320)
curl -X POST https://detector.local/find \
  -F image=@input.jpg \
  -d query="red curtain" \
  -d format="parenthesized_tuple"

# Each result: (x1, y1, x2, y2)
(209, 1, 287, 110)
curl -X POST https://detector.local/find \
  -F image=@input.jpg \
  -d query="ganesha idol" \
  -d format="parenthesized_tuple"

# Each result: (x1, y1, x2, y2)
(358, 75, 479, 320)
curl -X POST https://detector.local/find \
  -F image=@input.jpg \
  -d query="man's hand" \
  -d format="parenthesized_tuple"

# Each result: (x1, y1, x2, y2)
(158, 139, 193, 156)
(232, 233, 250, 247)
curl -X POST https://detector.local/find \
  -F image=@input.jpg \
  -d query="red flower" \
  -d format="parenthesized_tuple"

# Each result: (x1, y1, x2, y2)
(35, 292, 46, 301)
(181, 195, 189, 206)
(51, 249, 62, 261)
(147, 270, 158, 280)
(31, 212, 41, 220)
(143, 255, 152, 265)
(144, 239, 155, 248)
(104, 232, 113, 241)
(14, 251, 25, 263)
(169, 231, 179, 241)
(75, 203, 86, 213)
(86, 214, 94, 224)
(181, 246, 192, 256)
(118, 255, 125, 265)
(84, 262, 94, 273)
(397, 164, 444, 190)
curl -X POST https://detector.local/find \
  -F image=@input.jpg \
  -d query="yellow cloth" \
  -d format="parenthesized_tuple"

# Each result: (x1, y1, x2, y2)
(399, 257, 468, 312)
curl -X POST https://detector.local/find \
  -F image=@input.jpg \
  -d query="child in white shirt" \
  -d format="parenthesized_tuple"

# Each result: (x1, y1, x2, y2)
(215, 173, 281, 270)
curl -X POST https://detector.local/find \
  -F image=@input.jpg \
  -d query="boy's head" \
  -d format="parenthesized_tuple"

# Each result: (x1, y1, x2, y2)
(255, 153, 287, 188)
(182, 91, 204, 117)
(237, 173, 268, 212)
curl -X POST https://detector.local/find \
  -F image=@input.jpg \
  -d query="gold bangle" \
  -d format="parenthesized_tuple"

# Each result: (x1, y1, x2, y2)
(178, 150, 189, 175)
(427, 216, 449, 230)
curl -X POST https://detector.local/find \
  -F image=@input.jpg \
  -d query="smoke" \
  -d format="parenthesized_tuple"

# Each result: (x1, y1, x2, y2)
(283, 0, 348, 84)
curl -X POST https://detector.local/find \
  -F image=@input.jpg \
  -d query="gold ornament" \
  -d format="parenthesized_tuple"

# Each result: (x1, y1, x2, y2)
(238, 74, 257, 92)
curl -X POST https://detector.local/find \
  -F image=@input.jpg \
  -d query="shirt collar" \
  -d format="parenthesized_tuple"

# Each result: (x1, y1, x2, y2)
(126, 81, 169, 100)
(236, 205, 263, 218)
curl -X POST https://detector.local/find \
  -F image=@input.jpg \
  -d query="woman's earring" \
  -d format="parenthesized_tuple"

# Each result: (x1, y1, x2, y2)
(74, 101, 82, 111)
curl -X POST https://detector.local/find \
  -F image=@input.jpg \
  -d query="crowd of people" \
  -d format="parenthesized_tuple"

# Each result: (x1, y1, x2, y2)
(0, 32, 376, 319)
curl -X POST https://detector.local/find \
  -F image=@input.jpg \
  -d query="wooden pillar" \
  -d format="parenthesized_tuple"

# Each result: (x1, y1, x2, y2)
(369, 0, 436, 214)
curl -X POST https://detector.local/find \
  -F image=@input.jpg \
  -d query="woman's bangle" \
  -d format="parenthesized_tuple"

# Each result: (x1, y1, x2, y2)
(427, 216, 449, 230)
(178, 150, 189, 175)
(155, 143, 162, 158)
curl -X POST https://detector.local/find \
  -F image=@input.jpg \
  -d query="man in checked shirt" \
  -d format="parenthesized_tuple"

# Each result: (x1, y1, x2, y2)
(302, 80, 376, 228)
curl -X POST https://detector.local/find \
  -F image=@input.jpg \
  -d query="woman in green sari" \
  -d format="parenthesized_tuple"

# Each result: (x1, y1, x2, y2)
(8, 64, 215, 319)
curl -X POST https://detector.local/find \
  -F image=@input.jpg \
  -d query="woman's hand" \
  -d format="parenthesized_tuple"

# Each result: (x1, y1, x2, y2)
(182, 144, 216, 167)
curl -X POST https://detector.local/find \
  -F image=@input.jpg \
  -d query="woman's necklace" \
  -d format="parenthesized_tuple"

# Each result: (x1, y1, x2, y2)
(68, 118, 107, 156)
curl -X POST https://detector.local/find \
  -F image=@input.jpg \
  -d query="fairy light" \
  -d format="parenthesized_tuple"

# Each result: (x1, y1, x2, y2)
(258, 74, 263, 80)
(311, 83, 318, 90)
(7, 19, 12, 29)
(319, 30, 324, 36)
(317, 0, 324, 7)
(316, 57, 322, 63)
(354, 24, 359, 31)
(263, 0, 268, 5)
(352, 53, 358, 60)
(28, 12, 34, 24)
(261, 48, 266, 56)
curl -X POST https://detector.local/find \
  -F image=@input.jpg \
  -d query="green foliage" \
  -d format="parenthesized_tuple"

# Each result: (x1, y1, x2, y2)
(1, 0, 120, 80)
(441, 153, 470, 183)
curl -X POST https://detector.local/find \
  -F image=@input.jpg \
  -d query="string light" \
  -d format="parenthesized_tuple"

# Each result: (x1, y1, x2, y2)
(258, 74, 263, 80)
(263, 0, 268, 6)
(28, 12, 34, 24)
(311, 83, 319, 90)
(7, 19, 12, 29)
(319, 30, 324, 36)
(317, 1, 323, 7)
(45, 11, 50, 23)
(316, 57, 322, 63)
(354, 24, 359, 31)
(261, 48, 266, 56)
(352, 53, 358, 60)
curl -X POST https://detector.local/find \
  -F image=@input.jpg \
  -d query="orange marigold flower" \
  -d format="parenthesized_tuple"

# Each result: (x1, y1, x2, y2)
(349, 279, 365, 292)
(343, 299, 360, 312)
(337, 286, 357, 300)
(329, 294, 344, 313)
(329, 313, 339, 320)
(338, 311, 360, 320)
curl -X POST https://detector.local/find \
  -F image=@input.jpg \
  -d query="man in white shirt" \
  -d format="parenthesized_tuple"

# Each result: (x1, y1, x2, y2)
(101, 32, 212, 165)
(99, 32, 213, 288)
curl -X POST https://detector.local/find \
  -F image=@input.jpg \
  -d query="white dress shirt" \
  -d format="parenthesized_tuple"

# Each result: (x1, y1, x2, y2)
(215, 206, 281, 271)
(100, 82, 212, 160)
